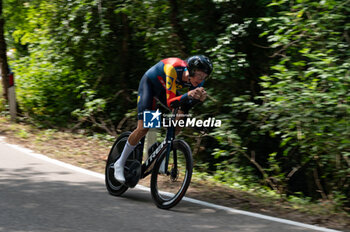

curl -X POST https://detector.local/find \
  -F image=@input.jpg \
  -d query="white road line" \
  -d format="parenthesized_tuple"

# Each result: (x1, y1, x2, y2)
(0, 137, 342, 232)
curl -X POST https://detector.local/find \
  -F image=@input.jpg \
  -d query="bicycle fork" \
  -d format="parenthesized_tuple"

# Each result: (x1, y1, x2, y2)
(161, 122, 177, 176)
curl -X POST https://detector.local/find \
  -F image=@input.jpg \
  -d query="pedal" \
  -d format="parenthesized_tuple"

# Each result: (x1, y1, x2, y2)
(125, 160, 141, 188)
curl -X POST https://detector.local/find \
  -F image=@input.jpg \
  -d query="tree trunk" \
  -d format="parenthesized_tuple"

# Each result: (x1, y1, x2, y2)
(121, 12, 130, 85)
(169, 0, 189, 57)
(0, 0, 9, 103)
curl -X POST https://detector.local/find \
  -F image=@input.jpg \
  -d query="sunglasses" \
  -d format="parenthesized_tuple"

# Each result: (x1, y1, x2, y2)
(193, 71, 208, 81)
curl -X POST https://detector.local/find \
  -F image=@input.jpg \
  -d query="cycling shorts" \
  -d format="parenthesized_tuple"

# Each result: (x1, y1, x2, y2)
(137, 75, 167, 120)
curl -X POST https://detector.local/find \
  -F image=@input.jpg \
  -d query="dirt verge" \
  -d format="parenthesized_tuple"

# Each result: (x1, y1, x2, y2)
(0, 117, 349, 231)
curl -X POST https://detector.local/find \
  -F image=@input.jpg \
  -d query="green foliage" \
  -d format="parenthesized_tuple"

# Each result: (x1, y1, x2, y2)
(0, 83, 6, 112)
(256, 0, 350, 200)
(212, 0, 350, 207)
(2, 0, 350, 210)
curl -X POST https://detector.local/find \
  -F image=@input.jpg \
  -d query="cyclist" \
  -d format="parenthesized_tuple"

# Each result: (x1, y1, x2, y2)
(114, 55, 213, 183)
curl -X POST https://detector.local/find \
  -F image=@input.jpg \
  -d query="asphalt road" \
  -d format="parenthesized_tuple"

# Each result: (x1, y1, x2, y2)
(0, 140, 339, 232)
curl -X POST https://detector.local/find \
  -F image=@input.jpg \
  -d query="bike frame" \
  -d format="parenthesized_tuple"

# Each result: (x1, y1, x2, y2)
(140, 108, 179, 178)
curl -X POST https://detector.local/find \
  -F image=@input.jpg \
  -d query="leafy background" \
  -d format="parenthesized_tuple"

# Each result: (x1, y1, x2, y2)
(2, 0, 350, 211)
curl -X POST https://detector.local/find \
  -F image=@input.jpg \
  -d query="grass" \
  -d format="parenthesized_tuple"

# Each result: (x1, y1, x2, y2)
(0, 115, 349, 231)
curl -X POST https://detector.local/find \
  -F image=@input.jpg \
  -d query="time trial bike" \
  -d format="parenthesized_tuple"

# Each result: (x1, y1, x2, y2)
(105, 104, 195, 209)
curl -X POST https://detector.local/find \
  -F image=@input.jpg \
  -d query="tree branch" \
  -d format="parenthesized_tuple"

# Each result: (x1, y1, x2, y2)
(88, 115, 117, 136)
(117, 114, 131, 133)
(269, 32, 306, 58)
(242, 150, 280, 193)
(313, 168, 328, 200)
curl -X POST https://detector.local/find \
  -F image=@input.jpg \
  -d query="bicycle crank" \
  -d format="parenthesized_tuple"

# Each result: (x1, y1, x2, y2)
(125, 160, 141, 188)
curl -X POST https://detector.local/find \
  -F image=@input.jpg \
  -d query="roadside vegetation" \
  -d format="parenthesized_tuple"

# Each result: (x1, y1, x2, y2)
(0, 0, 349, 230)
(0, 114, 349, 231)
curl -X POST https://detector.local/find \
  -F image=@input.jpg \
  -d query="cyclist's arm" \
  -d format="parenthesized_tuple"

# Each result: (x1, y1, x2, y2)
(164, 65, 206, 108)
(164, 64, 188, 108)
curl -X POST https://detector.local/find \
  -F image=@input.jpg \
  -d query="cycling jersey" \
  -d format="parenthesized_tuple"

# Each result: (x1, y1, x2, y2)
(137, 57, 204, 120)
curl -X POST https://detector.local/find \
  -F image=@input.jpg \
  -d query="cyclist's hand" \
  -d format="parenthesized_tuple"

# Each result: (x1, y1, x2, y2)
(193, 87, 207, 102)
(188, 89, 201, 100)
(199, 88, 207, 102)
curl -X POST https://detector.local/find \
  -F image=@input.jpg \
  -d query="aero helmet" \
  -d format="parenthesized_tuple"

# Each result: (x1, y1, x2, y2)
(186, 55, 213, 77)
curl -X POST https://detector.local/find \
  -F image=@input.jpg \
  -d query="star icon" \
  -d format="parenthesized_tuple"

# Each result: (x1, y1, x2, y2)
(150, 109, 161, 121)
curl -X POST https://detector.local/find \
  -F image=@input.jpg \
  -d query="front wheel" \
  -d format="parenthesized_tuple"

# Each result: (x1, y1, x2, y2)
(150, 140, 193, 209)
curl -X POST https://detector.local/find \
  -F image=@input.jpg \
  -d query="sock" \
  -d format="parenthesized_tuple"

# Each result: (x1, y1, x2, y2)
(116, 141, 136, 167)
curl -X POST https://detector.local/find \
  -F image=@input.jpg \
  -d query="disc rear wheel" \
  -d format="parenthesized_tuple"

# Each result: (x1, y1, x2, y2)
(105, 132, 130, 196)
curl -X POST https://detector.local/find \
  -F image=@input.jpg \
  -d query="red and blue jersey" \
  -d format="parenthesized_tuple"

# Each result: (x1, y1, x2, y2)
(144, 58, 204, 108)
